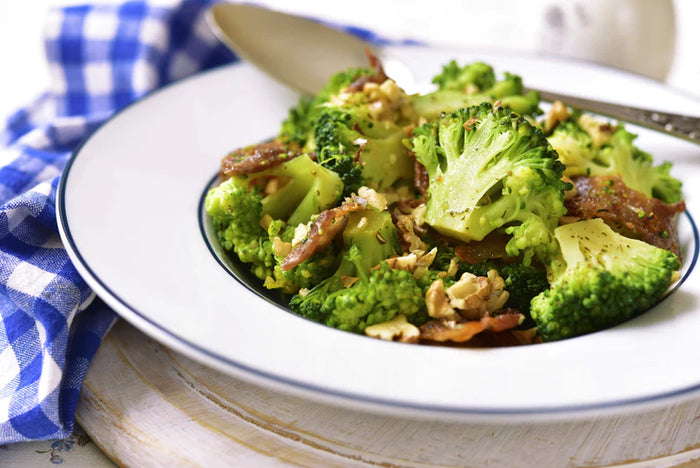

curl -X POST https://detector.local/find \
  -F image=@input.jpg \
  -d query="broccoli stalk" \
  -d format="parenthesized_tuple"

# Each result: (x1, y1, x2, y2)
(547, 116, 682, 203)
(411, 61, 540, 121)
(530, 218, 681, 341)
(290, 207, 424, 332)
(412, 102, 569, 264)
(238, 154, 344, 226)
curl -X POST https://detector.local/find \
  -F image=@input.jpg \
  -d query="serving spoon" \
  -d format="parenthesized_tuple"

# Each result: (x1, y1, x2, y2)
(207, 2, 700, 145)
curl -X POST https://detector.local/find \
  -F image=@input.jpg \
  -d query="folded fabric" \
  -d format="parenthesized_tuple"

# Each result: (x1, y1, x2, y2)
(0, 0, 236, 443)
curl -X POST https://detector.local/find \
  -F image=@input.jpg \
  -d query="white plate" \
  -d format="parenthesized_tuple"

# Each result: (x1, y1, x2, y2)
(57, 47, 700, 422)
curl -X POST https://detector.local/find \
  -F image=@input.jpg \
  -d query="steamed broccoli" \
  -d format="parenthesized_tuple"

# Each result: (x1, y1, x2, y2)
(312, 108, 370, 196)
(547, 114, 682, 203)
(310, 81, 416, 194)
(278, 68, 375, 147)
(290, 207, 424, 332)
(411, 102, 569, 264)
(205, 154, 343, 286)
(324, 250, 425, 332)
(206, 177, 274, 279)
(530, 218, 680, 341)
(411, 61, 540, 120)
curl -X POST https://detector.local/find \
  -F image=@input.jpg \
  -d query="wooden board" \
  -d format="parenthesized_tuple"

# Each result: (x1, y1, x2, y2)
(77, 321, 700, 467)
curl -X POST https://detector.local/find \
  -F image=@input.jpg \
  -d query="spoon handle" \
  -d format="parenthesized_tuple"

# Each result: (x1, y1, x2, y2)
(532, 88, 700, 145)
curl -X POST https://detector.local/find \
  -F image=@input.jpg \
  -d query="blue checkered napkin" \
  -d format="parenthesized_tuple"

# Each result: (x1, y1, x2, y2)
(0, 0, 235, 443)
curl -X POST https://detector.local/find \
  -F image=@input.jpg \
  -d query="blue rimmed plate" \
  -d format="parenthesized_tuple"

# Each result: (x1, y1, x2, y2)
(57, 47, 700, 421)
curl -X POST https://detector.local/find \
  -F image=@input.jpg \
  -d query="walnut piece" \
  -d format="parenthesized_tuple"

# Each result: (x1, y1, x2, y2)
(425, 279, 460, 321)
(357, 186, 388, 211)
(426, 269, 510, 321)
(365, 314, 420, 343)
(578, 113, 615, 148)
(544, 100, 570, 134)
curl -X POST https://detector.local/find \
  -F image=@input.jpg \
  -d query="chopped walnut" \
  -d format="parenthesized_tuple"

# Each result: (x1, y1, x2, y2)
(578, 114, 615, 148)
(291, 221, 312, 247)
(445, 273, 491, 320)
(543, 100, 570, 134)
(365, 314, 420, 343)
(395, 215, 427, 253)
(485, 269, 510, 312)
(357, 186, 388, 211)
(412, 247, 437, 280)
(426, 270, 510, 321)
(384, 252, 418, 271)
(394, 202, 429, 253)
(383, 248, 437, 281)
(333, 76, 416, 124)
(363, 79, 415, 122)
(272, 237, 292, 258)
(425, 279, 460, 321)
(437, 258, 459, 279)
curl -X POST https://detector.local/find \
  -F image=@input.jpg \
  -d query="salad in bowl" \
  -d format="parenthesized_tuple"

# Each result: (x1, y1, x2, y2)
(205, 52, 685, 347)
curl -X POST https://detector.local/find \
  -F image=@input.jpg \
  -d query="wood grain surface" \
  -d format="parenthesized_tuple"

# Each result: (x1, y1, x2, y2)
(76, 321, 700, 467)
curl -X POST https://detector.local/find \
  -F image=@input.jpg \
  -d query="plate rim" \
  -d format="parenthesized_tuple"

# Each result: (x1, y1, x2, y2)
(57, 49, 700, 419)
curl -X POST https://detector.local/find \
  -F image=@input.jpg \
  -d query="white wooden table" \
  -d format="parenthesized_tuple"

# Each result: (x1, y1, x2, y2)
(72, 320, 700, 467)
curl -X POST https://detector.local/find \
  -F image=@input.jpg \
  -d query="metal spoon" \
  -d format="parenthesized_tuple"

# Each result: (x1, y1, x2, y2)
(207, 3, 700, 145)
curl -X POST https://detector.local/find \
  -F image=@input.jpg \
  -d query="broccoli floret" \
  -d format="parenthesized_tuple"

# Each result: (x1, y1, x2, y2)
(279, 97, 313, 146)
(432, 61, 496, 92)
(411, 61, 540, 120)
(530, 218, 680, 341)
(290, 207, 425, 332)
(278, 68, 374, 147)
(498, 262, 549, 315)
(205, 177, 275, 279)
(324, 253, 425, 333)
(312, 109, 368, 196)
(412, 102, 569, 264)
(547, 115, 682, 203)
(311, 94, 415, 194)
(206, 155, 343, 285)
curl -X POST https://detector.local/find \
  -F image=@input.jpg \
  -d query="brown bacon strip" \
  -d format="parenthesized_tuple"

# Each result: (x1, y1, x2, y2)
(565, 175, 685, 258)
(458, 327, 541, 347)
(418, 310, 523, 343)
(346, 47, 388, 92)
(454, 231, 514, 264)
(219, 141, 302, 180)
(281, 197, 368, 270)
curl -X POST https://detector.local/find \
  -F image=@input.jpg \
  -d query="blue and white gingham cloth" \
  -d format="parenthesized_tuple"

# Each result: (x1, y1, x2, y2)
(0, 0, 236, 443)
(0, 0, 396, 444)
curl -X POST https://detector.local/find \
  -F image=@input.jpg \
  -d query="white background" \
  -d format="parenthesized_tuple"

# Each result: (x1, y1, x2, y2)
(1, 0, 700, 123)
